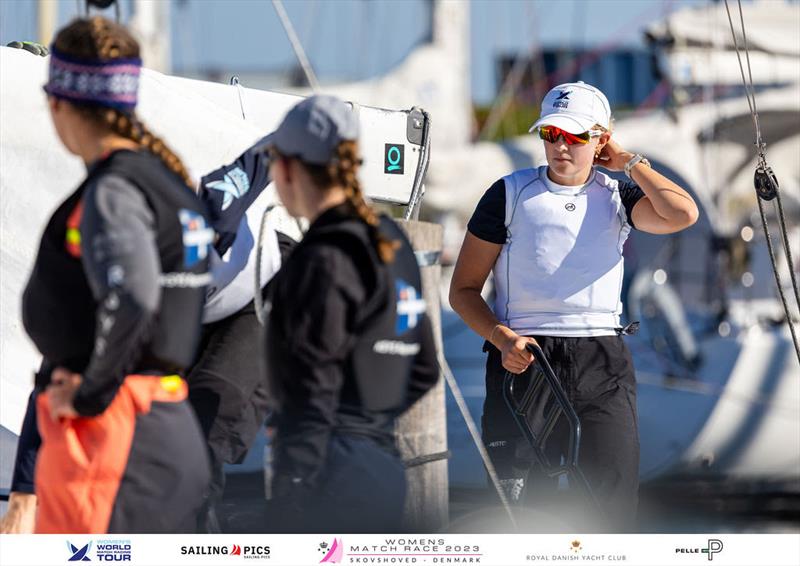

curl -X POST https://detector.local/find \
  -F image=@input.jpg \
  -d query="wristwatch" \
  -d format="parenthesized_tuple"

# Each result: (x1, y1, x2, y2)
(624, 153, 651, 178)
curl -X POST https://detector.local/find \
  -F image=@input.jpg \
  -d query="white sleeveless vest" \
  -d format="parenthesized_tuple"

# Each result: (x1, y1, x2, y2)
(493, 166, 631, 336)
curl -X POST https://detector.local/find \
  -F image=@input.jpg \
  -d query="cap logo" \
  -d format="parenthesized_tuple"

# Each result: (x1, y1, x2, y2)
(308, 107, 331, 139)
(553, 90, 571, 109)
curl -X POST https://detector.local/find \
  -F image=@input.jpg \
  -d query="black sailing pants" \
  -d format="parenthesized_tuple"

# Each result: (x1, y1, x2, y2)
(267, 434, 406, 533)
(482, 335, 640, 531)
(186, 300, 271, 532)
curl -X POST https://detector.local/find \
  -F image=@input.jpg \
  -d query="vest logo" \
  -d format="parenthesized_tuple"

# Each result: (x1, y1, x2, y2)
(384, 144, 404, 175)
(554, 90, 571, 109)
(373, 339, 421, 357)
(565, 203, 576, 211)
(395, 279, 426, 334)
(66, 540, 92, 561)
(179, 209, 214, 268)
(205, 166, 251, 211)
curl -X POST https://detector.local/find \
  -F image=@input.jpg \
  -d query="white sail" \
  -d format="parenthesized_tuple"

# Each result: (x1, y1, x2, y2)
(646, 1, 800, 87)
(0, 45, 427, 437)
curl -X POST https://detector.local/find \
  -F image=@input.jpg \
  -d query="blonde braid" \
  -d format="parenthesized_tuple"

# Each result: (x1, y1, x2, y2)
(98, 109, 194, 188)
(88, 16, 126, 59)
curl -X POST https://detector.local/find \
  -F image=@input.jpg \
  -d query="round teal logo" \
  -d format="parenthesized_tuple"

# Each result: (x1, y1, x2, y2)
(384, 144, 404, 175)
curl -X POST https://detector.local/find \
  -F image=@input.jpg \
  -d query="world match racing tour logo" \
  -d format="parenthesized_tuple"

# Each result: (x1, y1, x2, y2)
(66, 540, 132, 562)
(180, 544, 271, 560)
(67, 541, 91, 562)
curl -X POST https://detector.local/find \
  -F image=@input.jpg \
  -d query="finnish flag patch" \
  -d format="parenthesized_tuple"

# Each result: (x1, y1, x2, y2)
(179, 209, 214, 268)
(395, 278, 426, 334)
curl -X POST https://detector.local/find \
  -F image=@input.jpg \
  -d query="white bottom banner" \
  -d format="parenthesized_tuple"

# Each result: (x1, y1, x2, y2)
(1, 533, 798, 566)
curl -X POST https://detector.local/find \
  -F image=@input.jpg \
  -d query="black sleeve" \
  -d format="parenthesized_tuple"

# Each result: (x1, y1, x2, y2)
(10, 360, 56, 493)
(200, 134, 272, 255)
(275, 230, 297, 263)
(271, 247, 364, 487)
(259, 231, 298, 303)
(405, 313, 440, 408)
(72, 176, 160, 416)
(466, 179, 507, 244)
(619, 180, 646, 229)
(9, 389, 42, 494)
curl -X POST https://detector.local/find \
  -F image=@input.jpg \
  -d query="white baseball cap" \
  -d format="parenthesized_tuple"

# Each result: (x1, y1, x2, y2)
(529, 81, 611, 134)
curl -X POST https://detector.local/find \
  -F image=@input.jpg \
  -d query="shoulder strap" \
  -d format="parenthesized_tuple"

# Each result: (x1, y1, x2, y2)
(503, 167, 542, 229)
(592, 168, 617, 192)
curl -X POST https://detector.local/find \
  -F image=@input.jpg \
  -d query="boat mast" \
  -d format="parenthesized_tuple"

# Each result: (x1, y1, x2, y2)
(130, 0, 171, 73)
(37, 0, 57, 46)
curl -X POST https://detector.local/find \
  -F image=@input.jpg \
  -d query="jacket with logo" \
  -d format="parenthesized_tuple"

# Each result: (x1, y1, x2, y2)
(265, 204, 439, 488)
(197, 135, 284, 323)
(22, 149, 213, 416)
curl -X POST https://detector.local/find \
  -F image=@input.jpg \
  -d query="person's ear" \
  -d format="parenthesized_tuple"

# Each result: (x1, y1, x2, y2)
(48, 97, 77, 120)
(594, 131, 611, 156)
(271, 156, 290, 185)
(285, 157, 300, 186)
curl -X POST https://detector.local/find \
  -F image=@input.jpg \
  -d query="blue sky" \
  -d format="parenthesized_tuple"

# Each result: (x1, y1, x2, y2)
(2, 0, 710, 103)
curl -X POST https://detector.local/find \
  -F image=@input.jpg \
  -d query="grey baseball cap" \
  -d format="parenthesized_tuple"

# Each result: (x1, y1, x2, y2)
(266, 95, 359, 165)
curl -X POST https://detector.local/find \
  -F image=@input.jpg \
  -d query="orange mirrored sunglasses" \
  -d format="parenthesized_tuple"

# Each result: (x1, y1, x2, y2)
(538, 125, 602, 145)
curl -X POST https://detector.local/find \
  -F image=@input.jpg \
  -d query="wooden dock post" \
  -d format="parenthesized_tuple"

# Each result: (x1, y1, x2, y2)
(396, 220, 448, 532)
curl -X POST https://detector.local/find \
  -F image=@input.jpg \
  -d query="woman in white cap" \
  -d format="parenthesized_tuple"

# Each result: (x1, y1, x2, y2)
(449, 81, 699, 529)
(263, 95, 439, 533)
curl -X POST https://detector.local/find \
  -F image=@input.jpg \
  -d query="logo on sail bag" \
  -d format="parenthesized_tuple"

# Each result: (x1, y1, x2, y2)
(384, 144, 405, 175)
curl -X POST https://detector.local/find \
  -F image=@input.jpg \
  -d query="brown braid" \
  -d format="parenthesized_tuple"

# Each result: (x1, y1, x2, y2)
(52, 17, 193, 187)
(304, 141, 400, 264)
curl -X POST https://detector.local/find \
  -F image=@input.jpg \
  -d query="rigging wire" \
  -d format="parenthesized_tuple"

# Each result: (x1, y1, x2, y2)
(722, 0, 800, 365)
(255, 204, 277, 326)
(230, 76, 246, 120)
(439, 354, 518, 531)
(272, 0, 320, 92)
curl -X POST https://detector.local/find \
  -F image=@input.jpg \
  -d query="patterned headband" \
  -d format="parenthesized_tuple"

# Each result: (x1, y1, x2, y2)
(43, 47, 141, 111)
